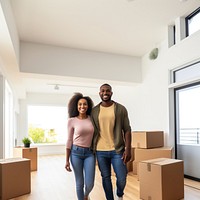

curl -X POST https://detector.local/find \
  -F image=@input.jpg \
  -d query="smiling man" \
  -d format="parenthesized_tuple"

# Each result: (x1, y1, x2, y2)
(91, 83, 132, 200)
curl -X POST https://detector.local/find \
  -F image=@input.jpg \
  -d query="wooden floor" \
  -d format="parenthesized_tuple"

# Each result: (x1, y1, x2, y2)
(12, 155, 200, 200)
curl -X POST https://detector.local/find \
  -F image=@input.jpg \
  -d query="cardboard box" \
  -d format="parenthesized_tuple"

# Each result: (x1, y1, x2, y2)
(0, 158, 31, 200)
(126, 148, 135, 172)
(135, 147, 173, 162)
(13, 147, 38, 171)
(139, 158, 184, 200)
(126, 161, 133, 172)
(135, 147, 173, 177)
(132, 131, 164, 148)
(130, 147, 135, 161)
(132, 161, 138, 175)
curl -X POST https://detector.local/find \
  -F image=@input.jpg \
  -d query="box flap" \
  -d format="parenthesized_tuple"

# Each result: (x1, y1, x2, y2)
(140, 158, 183, 166)
(0, 158, 30, 164)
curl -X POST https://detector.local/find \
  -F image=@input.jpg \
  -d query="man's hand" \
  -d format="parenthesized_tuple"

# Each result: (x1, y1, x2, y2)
(122, 148, 131, 164)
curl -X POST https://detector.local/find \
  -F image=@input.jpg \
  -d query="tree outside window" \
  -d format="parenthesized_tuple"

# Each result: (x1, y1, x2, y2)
(28, 106, 67, 144)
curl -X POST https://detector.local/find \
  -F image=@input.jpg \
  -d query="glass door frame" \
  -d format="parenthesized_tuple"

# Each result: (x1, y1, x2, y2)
(174, 81, 200, 181)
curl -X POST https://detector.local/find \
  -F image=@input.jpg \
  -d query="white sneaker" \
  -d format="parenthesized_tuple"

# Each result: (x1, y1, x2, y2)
(114, 190, 123, 200)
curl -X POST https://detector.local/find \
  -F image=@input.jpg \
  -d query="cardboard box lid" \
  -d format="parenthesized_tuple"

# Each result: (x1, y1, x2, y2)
(136, 146, 173, 151)
(0, 158, 30, 164)
(133, 130, 163, 133)
(14, 146, 37, 149)
(134, 146, 173, 162)
(140, 157, 183, 166)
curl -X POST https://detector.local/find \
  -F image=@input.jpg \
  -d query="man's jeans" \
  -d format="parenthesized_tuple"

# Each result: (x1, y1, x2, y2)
(70, 145, 95, 200)
(96, 150, 127, 200)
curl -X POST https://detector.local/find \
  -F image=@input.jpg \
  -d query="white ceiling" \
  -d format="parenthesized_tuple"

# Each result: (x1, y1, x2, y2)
(5, 0, 200, 96)
(10, 0, 200, 56)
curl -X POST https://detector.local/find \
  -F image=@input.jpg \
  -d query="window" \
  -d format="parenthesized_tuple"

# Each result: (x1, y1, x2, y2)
(28, 105, 67, 144)
(173, 61, 200, 83)
(186, 7, 200, 36)
(168, 25, 176, 47)
(175, 84, 200, 145)
(173, 25, 176, 45)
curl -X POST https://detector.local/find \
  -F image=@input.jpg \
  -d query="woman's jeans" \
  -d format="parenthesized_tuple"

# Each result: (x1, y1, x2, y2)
(70, 145, 95, 200)
(96, 150, 127, 200)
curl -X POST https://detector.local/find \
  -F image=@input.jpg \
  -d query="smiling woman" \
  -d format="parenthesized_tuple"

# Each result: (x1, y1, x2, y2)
(28, 105, 67, 144)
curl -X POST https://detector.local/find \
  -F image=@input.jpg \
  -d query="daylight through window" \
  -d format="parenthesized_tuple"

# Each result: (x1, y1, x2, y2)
(28, 105, 67, 144)
(186, 7, 200, 36)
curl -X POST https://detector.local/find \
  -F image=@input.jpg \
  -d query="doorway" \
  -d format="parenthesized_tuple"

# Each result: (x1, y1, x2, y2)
(175, 82, 200, 180)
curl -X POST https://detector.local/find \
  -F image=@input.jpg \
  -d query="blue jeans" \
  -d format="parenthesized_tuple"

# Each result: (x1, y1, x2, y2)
(96, 150, 127, 200)
(70, 145, 95, 200)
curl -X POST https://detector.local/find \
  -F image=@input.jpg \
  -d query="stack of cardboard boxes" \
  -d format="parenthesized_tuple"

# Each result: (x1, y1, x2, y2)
(13, 147, 38, 171)
(131, 131, 184, 200)
(131, 131, 172, 176)
(0, 147, 36, 200)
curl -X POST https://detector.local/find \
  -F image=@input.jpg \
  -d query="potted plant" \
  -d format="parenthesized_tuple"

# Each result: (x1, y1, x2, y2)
(22, 137, 32, 148)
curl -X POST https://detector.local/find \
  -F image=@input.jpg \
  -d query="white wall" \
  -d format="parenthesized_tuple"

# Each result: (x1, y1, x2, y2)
(0, 0, 25, 101)
(35, 144, 66, 156)
(0, 0, 19, 64)
(0, 74, 5, 158)
(20, 42, 142, 83)
(132, 30, 200, 148)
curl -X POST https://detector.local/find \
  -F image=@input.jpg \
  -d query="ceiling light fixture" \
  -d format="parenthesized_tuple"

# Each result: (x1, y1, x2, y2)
(54, 84, 59, 90)
(48, 83, 98, 89)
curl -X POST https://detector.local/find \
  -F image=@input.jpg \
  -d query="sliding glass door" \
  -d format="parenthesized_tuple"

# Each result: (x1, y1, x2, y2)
(175, 83, 200, 180)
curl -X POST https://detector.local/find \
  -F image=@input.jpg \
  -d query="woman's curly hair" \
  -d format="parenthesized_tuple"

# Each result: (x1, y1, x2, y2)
(68, 93, 94, 118)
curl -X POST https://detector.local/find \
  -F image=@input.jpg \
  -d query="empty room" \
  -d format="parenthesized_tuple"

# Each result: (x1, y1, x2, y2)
(0, 0, 200, 200)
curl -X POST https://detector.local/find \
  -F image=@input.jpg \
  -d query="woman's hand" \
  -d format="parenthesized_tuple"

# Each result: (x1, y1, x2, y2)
(65, 161, 72, 172)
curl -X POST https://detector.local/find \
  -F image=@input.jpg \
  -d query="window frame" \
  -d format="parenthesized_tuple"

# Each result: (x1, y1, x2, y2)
(185, 7, 200, 36)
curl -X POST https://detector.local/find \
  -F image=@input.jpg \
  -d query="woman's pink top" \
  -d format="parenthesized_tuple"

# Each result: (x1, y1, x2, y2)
(66, 117, 94, 149)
